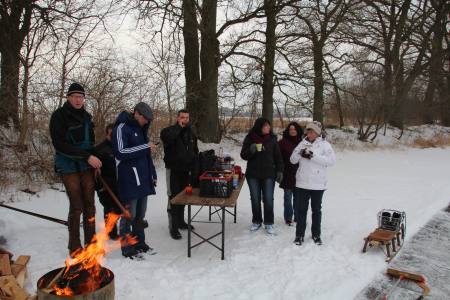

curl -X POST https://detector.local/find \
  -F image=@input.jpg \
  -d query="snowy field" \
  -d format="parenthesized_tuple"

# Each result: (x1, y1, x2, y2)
(1, 143, 450, 299)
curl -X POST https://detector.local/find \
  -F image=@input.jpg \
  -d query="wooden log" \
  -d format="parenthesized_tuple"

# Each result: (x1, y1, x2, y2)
(9, 255, 30, 288)
(0, 254, 12, 276)
(0, 275, 30, 300)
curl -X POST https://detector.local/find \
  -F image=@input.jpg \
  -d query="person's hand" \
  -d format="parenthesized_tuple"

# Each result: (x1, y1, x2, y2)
(149, 143, 159, 152)
(300, 149, 313, 159)
(275, 172, 283, 184)
(178, 120, 189, 128)
(88, 155, 102, 169)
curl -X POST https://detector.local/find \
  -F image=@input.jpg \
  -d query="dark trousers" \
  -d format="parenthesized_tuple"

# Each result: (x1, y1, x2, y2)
(120, 197, 148, 255)
(167, 169, 190, 230)
(98, 191, 120, 238)
(283, 189, 297, 222)
(294, 188, 324, 237)
(62, 169, 96, 253)
(247, 177, 275, 225)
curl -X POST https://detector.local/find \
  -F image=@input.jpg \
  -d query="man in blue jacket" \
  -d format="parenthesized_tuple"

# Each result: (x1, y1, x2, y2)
(112, 102, 157, 258)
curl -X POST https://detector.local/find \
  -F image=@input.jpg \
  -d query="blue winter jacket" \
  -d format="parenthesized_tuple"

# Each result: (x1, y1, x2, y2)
(112, 111, 157, 202)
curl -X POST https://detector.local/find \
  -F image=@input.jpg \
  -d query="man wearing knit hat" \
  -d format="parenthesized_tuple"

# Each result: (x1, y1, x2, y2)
(49, 82, 102, 256)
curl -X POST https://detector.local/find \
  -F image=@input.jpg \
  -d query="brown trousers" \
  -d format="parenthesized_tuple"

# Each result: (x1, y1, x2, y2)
(62, 169, 96, 252)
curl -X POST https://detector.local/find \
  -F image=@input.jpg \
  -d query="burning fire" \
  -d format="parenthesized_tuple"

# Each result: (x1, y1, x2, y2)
(51, 213, 137, 296)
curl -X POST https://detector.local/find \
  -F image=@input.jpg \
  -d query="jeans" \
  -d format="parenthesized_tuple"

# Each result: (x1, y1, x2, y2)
(283, 189, 297, 222)
(120, 196, 148, 255)
(294, 188, 324, 237)
(247, 177, 275, 225)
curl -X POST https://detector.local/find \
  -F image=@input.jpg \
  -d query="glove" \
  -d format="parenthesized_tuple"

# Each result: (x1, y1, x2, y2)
(300, 149, 313, 159)
(249, 143, 257, 154)
(276, 172, 283, 184)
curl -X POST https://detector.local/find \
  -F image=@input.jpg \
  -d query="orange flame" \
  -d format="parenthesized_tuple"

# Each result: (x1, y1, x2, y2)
(51, 213, 137, 295)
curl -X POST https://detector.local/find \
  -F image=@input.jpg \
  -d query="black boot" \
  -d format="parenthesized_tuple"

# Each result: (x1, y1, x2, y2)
(294, 236, 304, 246)
(168, 210, 182, 240)
(312, 236, 322, 245)
(178, 221, 194, 230)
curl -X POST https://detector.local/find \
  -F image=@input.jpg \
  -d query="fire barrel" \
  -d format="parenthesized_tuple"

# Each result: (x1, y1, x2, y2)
(37, 267, 115, 300)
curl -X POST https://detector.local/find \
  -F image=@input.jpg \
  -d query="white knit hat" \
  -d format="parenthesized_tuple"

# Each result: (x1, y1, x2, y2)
(305, 121, 322, 135)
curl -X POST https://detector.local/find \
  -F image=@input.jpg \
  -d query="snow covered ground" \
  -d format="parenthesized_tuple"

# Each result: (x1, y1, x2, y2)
(1, 144, 450, 299)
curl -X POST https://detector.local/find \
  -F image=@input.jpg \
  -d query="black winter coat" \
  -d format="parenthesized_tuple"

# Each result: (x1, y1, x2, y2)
(160, 124, 199, 172)
(240, 133, 284, 179)
(93, 139, 117, 194)
(278, 136, 301, 189)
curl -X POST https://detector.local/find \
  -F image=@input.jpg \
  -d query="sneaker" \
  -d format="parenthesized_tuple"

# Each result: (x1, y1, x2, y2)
(135, 243, 152, 253)
(250, 223, 262, 232)
(294, 236, 304, 246)
(265, 224, 275, 235)
(170, 229, 182, 240)
(122, 248, 140, 259)
(312, 236, 322, 245)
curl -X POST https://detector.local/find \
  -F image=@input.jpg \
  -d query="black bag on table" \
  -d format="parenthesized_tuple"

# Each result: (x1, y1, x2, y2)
(191, 150, 217, 188)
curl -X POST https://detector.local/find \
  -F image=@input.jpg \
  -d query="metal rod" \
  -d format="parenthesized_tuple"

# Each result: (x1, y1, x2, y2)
(0, 203, 68, 226)
(97, 174, 131, 219)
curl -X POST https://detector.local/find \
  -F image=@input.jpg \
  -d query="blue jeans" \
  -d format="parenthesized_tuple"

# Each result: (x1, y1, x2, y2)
(294, 188, 324, 237)
(247, 177, 275, 225)
(283, 189, 297, 222)
(120, 197, 147, 255)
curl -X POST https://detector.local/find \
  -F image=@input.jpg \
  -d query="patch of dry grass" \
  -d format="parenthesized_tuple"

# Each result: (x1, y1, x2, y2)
(412, 135, 450, 148)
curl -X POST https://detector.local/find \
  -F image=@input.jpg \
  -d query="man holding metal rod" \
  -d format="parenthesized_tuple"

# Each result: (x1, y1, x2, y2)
(49, 83, 101, 257)
(112, 102, 158, 259)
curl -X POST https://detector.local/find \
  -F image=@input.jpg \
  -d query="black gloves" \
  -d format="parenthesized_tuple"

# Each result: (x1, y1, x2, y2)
(276, 172, 283, 184)
(300, 149, 313, 159)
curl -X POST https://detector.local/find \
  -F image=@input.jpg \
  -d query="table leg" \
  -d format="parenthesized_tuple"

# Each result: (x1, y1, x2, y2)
(209, 206, 212, 221)
(221, 207, 225, 260)
(188, 204, 191, 258)
(234, 204, 237, 224)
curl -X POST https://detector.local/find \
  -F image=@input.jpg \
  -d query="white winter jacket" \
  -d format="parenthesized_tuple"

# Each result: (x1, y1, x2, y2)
(290, 137, 336, 190)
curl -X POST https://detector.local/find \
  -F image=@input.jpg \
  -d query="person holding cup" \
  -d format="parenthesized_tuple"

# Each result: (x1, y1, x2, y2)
(290, 121, 335, 246)
(240, 118, 284, 235)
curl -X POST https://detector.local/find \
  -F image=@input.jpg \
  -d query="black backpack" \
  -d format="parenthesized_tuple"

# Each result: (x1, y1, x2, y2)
(191, 150, 217, 187)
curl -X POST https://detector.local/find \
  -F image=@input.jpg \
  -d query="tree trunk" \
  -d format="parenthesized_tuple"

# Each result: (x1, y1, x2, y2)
(312, 43, 324, 124)
(0, 0, 33, 128)
(424, 0, 446, 124)
(262, 0, 277, 124)
(0, 48, 20, 127)
(198, 0, 220, 143)
(183, 0, 201, 127)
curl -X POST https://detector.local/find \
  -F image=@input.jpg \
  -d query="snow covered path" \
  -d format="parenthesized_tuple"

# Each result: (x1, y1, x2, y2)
(1, 147, 450, 299)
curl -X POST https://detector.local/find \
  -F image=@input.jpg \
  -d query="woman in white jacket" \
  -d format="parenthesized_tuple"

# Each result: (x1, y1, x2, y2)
(290, 121, 335, 246)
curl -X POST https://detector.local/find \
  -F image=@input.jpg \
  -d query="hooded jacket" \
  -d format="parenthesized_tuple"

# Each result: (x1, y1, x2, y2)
(112, 111, 157, 202)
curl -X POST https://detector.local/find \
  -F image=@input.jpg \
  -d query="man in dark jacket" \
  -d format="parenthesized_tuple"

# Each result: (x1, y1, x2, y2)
(160, 109, 199, 240)
(94, 124, 121, 240)
(112, 102, 157, 258)
(49, 82, 102, 256)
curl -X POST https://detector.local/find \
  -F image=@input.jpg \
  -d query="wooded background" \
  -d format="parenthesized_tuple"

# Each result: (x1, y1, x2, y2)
(0, 0, 449, 184)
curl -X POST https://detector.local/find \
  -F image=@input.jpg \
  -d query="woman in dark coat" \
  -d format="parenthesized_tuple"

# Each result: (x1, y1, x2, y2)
(278, 122, 303, 225)
(240, 118, 284, 235)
